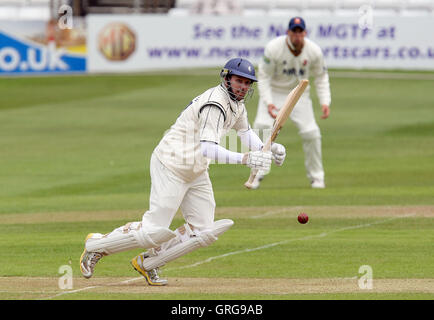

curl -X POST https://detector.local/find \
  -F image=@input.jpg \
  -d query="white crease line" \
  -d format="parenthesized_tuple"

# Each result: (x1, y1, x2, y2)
(119, 277, 142, 284)
(41, 213, 415, 299)
(165, 233, 322, 271)
(41, 277, 143, 300)
(43, 285, 100, 300)
(166, 213, 415, 271)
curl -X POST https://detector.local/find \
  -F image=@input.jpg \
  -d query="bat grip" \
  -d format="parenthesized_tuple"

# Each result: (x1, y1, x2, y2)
(244, 134, 274, 189)
(244, 168, 258, 189)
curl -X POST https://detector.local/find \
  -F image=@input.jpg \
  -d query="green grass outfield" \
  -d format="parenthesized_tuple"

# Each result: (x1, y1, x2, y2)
(0, 69, 433, 300)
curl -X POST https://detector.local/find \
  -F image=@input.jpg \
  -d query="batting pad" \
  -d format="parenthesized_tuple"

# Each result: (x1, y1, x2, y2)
(85, 222, 176, 255)
(141, 219, 234, 270)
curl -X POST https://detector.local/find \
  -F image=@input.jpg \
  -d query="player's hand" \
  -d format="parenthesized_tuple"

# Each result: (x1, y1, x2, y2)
(271, 143, 286, 166)
(321, 105, 330, 119)
(243, 151, 272, 171)
(267, 104, 279, 119)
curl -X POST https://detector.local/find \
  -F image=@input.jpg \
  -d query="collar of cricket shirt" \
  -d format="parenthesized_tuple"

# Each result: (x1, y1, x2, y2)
(286, 36, 303, 57)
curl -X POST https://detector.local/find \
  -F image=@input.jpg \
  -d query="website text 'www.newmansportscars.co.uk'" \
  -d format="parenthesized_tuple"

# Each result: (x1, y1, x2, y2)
(146, 46, 434, 60)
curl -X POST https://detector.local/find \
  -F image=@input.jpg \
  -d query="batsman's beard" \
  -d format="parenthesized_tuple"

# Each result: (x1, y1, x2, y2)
(222, 78, 254, 102)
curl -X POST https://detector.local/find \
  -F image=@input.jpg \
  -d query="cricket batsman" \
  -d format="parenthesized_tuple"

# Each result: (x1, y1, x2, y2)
(252, 17, 331, 189)
(79, 58, 286, 285)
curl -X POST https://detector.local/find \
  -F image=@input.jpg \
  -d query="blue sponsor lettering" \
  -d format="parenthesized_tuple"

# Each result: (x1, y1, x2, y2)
(206, 47, 263, 58)
(147, 48, 162, 57)
(147, 47, 264, 59)
(341, 47, 350, 58)
(146, 45, 432, 61)
(231, 25, 262, 39)
(334, 25, 349, 39)
(322, 45, 433, 60)
(408, 47, 420, 58)
(267, 24, 286, 38)
(377, 26, 396, 39)
(399, 47, 421, 59)
(361, 27, 371, 38)
(167, 48, 181, 57)
(382, 47, 391, 58)
(147, 47, 201, 58)
(185, 48, 201, 57)
(318, 25, 333, 38)
(193, 24, 225, 39)
(207, 47, 231, 58)
(317, 24, 371, 39)
(236, 48, 250, 57)
(398, 47, 405, 58)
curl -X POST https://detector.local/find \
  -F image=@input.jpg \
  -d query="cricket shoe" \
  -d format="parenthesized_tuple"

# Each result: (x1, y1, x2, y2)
(131, 253, 168, 286)
(79, 233, 104, 279)
(311, 179, 325, 189)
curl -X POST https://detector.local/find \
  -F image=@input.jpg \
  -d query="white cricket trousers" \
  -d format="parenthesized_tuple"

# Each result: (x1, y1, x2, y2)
(142, 152, 216, 231)
(253, 90, 324, 182)
(84, 153, 216, 256)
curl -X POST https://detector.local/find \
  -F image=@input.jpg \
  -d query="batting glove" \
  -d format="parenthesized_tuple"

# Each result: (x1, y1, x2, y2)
(271, 143, 286, 166)
(244, 150, 272, 171)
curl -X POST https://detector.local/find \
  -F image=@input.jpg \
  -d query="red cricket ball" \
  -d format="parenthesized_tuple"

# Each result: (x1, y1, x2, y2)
(298, 213, 309, 224)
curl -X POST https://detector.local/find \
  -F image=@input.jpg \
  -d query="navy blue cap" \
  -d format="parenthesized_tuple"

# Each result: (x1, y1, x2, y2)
(288, 17, 306, 31)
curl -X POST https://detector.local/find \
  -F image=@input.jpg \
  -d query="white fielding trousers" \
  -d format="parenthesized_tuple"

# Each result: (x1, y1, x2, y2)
(253, 91, 325, 182)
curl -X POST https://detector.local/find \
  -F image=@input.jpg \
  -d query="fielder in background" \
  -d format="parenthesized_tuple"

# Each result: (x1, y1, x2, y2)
(252, 16, 331, 189)
(80, 58, 286, 286)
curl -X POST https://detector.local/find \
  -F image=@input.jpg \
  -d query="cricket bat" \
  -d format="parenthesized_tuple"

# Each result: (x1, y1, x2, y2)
(244, 79, 309, 189)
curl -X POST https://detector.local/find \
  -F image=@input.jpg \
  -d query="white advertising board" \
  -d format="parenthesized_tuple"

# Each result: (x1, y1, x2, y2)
(87, 14, 434, 72)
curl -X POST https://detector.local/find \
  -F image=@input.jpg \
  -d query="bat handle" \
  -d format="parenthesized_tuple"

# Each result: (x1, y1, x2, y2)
(244, 137, 273, 189)
(244, 169, 258, 189)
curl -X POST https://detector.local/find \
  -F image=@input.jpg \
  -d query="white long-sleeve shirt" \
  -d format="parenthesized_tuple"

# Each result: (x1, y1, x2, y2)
(200, 128, 263, 165)
(154, 84, 262, 183)
(258, 36, 331, 107)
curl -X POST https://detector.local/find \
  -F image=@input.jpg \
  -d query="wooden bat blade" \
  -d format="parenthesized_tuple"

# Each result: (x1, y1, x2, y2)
(266, 79, 309, 149)
(244, 79, 309, 189)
